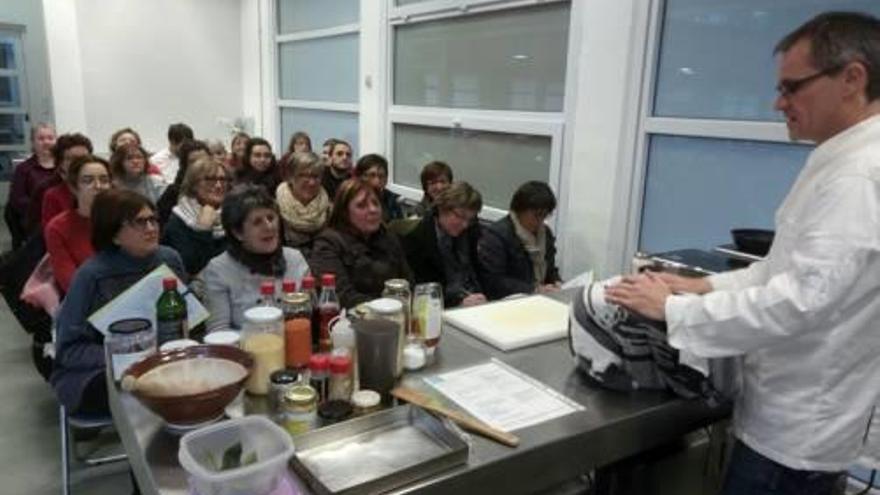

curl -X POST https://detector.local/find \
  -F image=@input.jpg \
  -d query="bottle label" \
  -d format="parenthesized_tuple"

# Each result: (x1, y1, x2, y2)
(156, 319, 184, 345)
(425, 301, 442, 340)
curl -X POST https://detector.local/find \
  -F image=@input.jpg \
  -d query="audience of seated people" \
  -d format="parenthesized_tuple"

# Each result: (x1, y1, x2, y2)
(110, 143, 167, 204)
(44, 155, 112, 293)
(52, 189, 186, 415)
(276, 151, 331, 259)
(201, 185, 310, 333)
(403, 181, 487, 307)
(161, 157, 230, 276)
(156, 139, 211, 224)
(5, 123, 56, 248)
(354, 154, 403, 222)
(321, 139, 352, 200)
(236, 137, 280, 194)
(479, 181, 562, 299)
(310, 179, 412, 309)
(150, 123, 194, 184)
(412, 160, 453, 217)
(33, 133, 93, 231)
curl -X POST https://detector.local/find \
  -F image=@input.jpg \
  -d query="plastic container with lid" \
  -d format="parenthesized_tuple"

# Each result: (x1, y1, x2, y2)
(106, 318, 156, 381)
(178, 415, 295, 495)
(282, 385, 318, 435)
(366, 298, 405, 377)
(241, 306, 285, 395)
(328, 354, 353, 401)
(203, 330, 241, 347)
(159, 338, 199, 352)
(351, 390, 381, 416)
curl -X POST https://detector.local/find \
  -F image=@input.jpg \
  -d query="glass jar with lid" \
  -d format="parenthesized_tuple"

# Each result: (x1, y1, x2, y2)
(269, 369, 300, 420)
(282, 384, 318, 435)
(365, 298, 405, 377)
(241, 306, 285, 395)
(106, 318, 156, 381)
(382, 279, 412, 335)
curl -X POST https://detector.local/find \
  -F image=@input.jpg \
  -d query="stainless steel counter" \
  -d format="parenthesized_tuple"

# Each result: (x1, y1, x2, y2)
(109, 312, 730, 495)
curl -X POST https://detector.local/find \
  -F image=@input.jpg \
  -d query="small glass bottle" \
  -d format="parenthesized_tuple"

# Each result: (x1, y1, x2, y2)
(257, 280, 278, 308)
(308, 353, 330, 403)
(282, 384, 318, 435)
(156, 277, 188, 346)
(301, 274, 319, 348)
(317, 274, 340, 353)
(328, 353, 353, 401)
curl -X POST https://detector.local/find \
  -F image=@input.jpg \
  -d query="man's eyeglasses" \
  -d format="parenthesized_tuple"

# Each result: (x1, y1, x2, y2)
(126, 215, 159, 231)
(776, 65, 842, 97)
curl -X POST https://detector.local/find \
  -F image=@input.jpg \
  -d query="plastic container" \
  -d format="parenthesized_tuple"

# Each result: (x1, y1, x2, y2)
(106, 318, 156, 381)
(178, 415, 295, 495)
(241, 306, 285, 395)
(204, 331, 241, 347)
(366, 298, 405, 377)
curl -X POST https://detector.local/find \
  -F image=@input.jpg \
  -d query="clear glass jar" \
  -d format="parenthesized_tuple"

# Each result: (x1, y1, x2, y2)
(382, 278, 411, 335)
(282, 384, 318, 435)
(413, 283, 444, 356)
(366, 298, 405, 377)
(269, 369, 300, 420)
(241, 306, 285, 395)
(106, 318, 156, 381)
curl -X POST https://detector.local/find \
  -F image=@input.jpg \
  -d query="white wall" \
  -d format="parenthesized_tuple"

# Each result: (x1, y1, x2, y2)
(0, 0, 53, 125)
(43, 0, 244, 153)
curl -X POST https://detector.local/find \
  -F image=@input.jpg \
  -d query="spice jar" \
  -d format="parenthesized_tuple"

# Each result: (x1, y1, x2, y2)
(382, 278, 412, 335)
(269, 369, 300, 419)
(282, 385, 318, 435)
(309, 354, 330, 403)
(106, 318, 156, 381)
(318, 400, 353, 426)
(366, 298, 405, 377)
(351, 390, 381, 416)
(282, 292, 312, 369)
(241, 306, 285, 395)
(328, 353, 353, 401)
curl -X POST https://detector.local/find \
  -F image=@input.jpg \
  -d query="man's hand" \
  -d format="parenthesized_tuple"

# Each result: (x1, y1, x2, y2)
(461, 293, 487, 307)
(653, 272, 712, 295)
(605, 272, 672, 321)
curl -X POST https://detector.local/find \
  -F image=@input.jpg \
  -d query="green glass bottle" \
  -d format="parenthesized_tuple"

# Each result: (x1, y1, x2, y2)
(156, 277, 188, 346)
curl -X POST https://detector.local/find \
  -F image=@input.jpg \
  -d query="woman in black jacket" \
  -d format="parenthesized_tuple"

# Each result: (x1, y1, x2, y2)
(161, 156, 229, 275)
(403, 181, 487, 307)
(479, 181, 562, 300)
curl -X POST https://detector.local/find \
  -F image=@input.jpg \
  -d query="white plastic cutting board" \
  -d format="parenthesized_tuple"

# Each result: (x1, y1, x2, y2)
(443, 295, 570, 351)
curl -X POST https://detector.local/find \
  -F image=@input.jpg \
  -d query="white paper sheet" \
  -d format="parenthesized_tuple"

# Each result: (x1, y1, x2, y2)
(87, 263, 209, 337)
(424, 359, 584, 432)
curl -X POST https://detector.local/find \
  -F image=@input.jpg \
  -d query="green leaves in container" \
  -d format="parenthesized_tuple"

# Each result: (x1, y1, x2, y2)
(203, 442, 258, 472)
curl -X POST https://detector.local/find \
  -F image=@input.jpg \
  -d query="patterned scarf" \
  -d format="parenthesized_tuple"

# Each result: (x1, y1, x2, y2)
(275, 182, 330, 233)
(172, 195, 226, 239)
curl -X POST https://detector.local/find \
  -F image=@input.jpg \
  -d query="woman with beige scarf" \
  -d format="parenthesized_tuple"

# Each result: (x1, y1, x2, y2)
(276, 151, 331, 258)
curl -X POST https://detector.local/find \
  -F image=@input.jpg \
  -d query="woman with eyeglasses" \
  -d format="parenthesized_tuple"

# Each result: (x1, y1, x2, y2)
(161, 157, 230, 276)
(202, 185, 309, 332)
(156, 139, 211, 225)
(310, 179, 412, 309)
(44, 155, 113, 293)
(403, 182, 487, 307)
(479, 181, 562, 300)
(235, 137, 280, 194)
(52, 189, 185, 416)
(354, 154, 403, 222)
(276, 151, 331, 259)
(110, 143, 167, 204)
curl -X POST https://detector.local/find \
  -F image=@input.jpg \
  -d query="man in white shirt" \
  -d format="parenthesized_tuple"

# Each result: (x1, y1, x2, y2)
(150, 123, 194, 183)
(607, 12, 880, 495)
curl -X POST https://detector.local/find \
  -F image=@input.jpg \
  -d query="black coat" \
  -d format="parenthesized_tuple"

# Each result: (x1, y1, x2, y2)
(478, 215, 561, 300)
(161, 214, 227, 276)
(402, 212, 483, 307)
(309, 226, 412, 309)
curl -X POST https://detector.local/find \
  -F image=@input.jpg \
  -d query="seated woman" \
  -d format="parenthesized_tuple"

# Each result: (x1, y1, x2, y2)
(235, 137, 280, 194)
(156, 139, 211, 225)
(51, 189, 186, 415)
(310, 179, 412, 309)
(45, 155, 112, 293)
(32, 133, 93, 230)
(354, 154, 403, 222)
(161, 157, 229, 276)
(280, 131, 312, 170)
(479, 181, 562, 300)
(7, 122, 55, 247)
(412, 161, 453, 217)
(403, 182, 487, 307)
(110, 143, 166, 204)
(276, 151, 331, 259)
(226, 132, 249, 174)
(202, 185, 309, 332)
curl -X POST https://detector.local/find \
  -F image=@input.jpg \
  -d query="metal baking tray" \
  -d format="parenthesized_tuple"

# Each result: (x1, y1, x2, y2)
(290, 404, 469, 494)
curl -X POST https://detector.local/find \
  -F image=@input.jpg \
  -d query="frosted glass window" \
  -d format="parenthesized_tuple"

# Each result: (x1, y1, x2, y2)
(0, 41, 15, 70)
(639, 135, 811, 253)
(0, 76, 21, 107)
(0, 114, 26, 145)
(277, 0, 359, 35)
(654, 0, 880, 121)
(281, 108, 359, 156)
(393, 124, 551, 209)
(394, 3, 569, 111)
(278, 35, 359, 102)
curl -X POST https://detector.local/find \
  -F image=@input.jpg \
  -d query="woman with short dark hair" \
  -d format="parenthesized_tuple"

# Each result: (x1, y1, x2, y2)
(276, 151, 330, 258)
(236, 137, 280, 194)
(201, 185, 310, 332)
(161, 157, 229, 276)
(413, 161, 453, 217)
(32, 133, 93, 230)
(310, 179, 412, 308)
(51, 189, 185, 415)
(355, 153, 403, 222)
(479, 181, 562, 299)
(110, 143, 166, 204)
(403, 181, 486, 307)
(44, 155, 112, 293)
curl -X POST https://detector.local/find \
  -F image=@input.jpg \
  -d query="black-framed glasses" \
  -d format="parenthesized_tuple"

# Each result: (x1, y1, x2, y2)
(126, 215, 159, 231)
(776, 65, 842, 97)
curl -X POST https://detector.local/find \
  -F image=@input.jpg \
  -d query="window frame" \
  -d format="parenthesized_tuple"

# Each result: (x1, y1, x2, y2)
(0, 24, 30, 154)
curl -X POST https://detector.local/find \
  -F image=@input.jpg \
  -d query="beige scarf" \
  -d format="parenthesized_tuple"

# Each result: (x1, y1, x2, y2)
(511, 213, 548, 287)
(276, 182, 330, 233)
